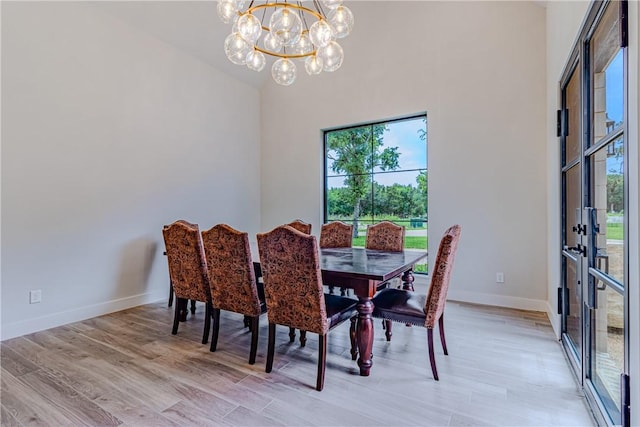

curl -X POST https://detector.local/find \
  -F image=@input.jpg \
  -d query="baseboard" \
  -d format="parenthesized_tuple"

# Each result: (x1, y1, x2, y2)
(447, 289, 548, 312)
(1, 291, 166, 341)
(547, 300, 562, 339)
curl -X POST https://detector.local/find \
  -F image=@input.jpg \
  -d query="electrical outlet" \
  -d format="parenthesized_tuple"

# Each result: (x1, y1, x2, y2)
(29, 290, 42, 304)
(496, 272, 505, 283)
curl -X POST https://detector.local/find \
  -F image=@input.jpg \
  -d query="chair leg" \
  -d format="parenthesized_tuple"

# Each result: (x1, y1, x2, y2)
(427, 328, 439, 381)
(244, 315, 251, 329)
(266, 323, 276, 373)
(172, 297, 184, 334)
(439, 315, 448, 355)
(289, 327, 296, 343)
(202, 303, 211, 344)
(300, 330, 307, 347)
(190, 300, 197, 315)
(210, 308, 221, 352)
(179, 298, 188, 322)
(317, 334, 327, 391)
(385, 320, 392, 341)
(340, 288, 346, 296)
(349, 317, 358, 361)
(329, 286, 335, 294)
(168, 281, 173, 307)
(249, 316, 259, 365)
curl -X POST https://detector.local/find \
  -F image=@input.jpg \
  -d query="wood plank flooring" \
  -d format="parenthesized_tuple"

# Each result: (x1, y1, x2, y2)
(1, 277, 595, 426)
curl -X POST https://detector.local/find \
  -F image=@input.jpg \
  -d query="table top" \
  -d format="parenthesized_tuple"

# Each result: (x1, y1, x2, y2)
(319, 247, 428, 282)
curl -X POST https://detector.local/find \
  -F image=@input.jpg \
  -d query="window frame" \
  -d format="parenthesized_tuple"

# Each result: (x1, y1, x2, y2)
(322, 113, 428, 250)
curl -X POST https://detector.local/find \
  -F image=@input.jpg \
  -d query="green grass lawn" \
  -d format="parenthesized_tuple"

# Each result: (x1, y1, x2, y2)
(606, 223, 624, 240)
(352, 236, 429, 273)
(352, 236, 427, 249)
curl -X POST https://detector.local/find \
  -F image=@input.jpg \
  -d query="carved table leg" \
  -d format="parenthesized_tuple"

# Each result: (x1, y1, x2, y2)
(402, 269, 415, 327)
(402, 269, 415, 291)
(356, 297, 374, 376)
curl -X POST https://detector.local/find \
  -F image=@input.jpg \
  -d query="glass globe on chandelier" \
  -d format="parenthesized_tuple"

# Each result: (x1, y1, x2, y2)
(218, 0, 354, 86)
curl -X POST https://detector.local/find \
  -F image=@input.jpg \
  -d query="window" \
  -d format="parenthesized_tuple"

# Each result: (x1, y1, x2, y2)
(323, 114, 428, 272)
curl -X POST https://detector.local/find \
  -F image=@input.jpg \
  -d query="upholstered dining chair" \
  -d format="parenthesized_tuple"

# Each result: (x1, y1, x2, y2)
(257, 225, 358, 391)
(165, 249, 196, 316)
(320, 221, 353, 295)
(280, 219, 313, 344)
(286, 219, 312, 234)
(366, 221, 406, 291)
(162, 220, 212, 344)
(371, 224, 461, 381)
(320, 221, 353, 248)
(201, 224, 266, 364)
(365, 220, 405, 252)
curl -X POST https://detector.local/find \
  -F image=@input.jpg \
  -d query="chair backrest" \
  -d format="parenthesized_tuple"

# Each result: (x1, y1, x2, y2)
(257, 225, 328, 335)
(286, 219, 312, 235)
(201, 224, 262, 316)
(162, 220, 211, 303)
(365, 221, 405, 252)
(424, 225, 462, 328)
(319, 221, 353, 248)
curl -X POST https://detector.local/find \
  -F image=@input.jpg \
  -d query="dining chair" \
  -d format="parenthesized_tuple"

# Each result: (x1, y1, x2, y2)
(366, 220, 406, 292)
(286, 219, 312, 234)
(162, 220, 212, 344)
(165, 251, 195, 316)
(257, 225, 358, 391)
(320, 221, 353, 295)
(320, 221, 353, 248)
(365, 220, 405, 252)
(281, 219, 313, 344)
(371, 224, 461, 381)
(201, 224, 266, 364)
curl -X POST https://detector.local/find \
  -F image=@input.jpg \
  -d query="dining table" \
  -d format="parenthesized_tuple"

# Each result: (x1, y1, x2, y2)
(253, 245, 428, 376)
(319, 247, 428, 376)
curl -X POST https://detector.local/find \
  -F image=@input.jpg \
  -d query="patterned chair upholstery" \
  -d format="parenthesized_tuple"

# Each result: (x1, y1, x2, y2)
(162, 220, 212, 344)
(320, 221, 353, 248)
(201, 224, 266, 364)
(371, 224, 461, 381)
(166, 220, 197, 314)
(286, 219, 312, 235)
(320, 221, 353, 295)
(257, 225, 358, 391)
(366, 221, 406, 291)
(277, 219, 313, 343)
(365, 220, 405, 252)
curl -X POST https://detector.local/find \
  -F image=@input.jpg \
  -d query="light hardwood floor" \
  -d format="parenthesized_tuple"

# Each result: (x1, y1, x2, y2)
(1, 277, 595, 426)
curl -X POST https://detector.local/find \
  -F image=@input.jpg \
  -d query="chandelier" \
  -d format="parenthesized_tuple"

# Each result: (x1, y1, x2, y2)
(217, 1, 354, 86)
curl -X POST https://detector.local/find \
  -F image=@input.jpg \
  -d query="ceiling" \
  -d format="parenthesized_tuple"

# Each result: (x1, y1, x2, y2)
(93, 1, 269, 88)
(93, 1, 546, 90)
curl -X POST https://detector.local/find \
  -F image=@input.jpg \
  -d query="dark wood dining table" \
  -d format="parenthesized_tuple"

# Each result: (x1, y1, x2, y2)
(319, 247, 428, 376)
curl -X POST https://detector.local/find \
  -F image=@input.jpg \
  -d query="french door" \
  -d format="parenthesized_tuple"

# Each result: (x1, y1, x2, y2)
(559, 1, 629, 425)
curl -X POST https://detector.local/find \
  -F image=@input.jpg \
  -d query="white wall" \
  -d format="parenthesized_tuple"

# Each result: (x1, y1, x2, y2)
(260, 1, 548, 311)
(1, 2, 262, 339)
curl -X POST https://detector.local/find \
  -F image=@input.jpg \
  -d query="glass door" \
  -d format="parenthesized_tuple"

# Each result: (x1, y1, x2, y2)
(559, 1, 629, 425)
(585, 3, 627, 422)
(560, 62, 584, 370)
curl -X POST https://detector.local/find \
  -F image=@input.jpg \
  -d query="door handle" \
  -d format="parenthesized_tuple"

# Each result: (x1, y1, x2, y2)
(564, 244, 587, 257)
